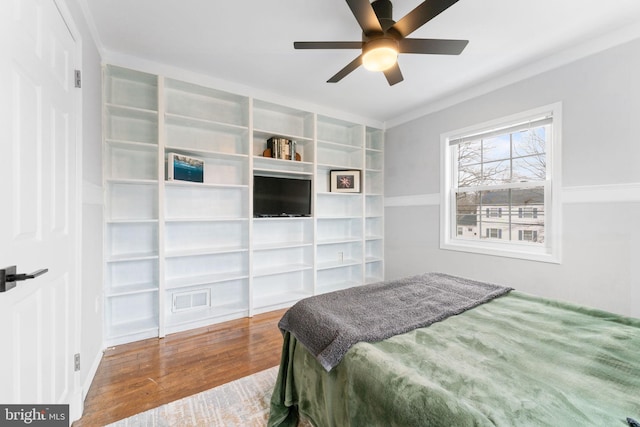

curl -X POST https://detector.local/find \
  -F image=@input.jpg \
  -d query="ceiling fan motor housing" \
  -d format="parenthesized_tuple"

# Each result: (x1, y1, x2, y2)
(369, 0, 398, 36)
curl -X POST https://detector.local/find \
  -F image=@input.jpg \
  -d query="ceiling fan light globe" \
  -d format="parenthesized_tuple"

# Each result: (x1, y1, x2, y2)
(362, 37, 399, 72)
(362, 46, 398, 71)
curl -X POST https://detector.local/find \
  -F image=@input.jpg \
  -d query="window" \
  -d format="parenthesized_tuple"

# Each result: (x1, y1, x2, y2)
(486, 228, 503, 239)
(486, 208, 503, 218)
(440, 103, 562, 263)
(519, 207, 538, 218)
(519, 230, 538, 242)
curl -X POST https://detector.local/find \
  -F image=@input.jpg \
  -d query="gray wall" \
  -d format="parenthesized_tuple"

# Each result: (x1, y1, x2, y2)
(384, 37, 640, 318)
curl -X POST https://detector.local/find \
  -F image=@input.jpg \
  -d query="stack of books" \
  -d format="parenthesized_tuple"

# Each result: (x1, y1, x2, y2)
(267, 137, 297, 161)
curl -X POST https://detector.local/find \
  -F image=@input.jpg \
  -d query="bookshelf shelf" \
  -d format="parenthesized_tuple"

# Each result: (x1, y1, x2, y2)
(103, 64, 383, 345)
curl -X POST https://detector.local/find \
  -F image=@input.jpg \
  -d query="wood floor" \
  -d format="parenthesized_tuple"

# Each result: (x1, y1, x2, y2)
(73, 309, 287, 426)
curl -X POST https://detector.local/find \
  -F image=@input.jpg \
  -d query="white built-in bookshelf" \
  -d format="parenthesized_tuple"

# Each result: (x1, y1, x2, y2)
(103, 65, 384, 346)
(365, 128, 385, 284)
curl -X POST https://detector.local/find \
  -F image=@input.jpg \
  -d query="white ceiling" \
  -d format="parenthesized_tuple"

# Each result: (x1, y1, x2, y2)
(84, 0, 640, 124)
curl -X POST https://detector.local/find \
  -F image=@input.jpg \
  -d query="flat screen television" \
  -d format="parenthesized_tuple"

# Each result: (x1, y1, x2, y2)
(253, 175, 312, 217)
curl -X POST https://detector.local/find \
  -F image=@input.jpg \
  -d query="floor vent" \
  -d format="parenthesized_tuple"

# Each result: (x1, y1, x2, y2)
(172, 289, 210, 312)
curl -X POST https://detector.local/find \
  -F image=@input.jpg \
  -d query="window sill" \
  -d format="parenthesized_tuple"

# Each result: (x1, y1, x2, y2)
(440, 239, 561, 264)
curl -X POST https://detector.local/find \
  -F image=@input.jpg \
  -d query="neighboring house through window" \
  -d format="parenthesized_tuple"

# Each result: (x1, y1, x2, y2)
(440, 103, 562, 263)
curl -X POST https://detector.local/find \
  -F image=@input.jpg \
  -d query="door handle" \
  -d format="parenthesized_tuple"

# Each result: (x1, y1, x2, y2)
(0, 266, 49, 292)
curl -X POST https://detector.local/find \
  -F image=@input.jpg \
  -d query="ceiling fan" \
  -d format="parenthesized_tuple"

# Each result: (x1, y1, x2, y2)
(294, 0, 468, 86)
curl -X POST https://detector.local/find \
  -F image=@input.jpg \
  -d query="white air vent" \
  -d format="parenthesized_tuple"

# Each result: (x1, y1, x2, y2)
(172, 289, 210, 313)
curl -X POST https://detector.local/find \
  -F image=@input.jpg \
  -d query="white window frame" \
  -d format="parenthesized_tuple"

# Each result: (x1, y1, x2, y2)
(440, 103, 562, 263)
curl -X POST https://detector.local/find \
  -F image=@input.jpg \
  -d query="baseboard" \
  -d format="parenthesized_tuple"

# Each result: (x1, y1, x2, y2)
(69, 387, 84, 425)
(83, 350, 103, 401)
(73, 348, 103, 421)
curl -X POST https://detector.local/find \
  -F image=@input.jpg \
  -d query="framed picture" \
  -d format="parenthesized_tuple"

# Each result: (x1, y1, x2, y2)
(167, 153, 204, 183)
(330, 170, 361, 193)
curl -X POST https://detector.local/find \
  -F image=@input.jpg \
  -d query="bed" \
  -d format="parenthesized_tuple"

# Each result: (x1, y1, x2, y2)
(267, 273, 640, 427)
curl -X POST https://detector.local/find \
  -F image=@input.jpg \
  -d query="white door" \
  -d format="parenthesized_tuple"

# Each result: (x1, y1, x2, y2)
(0, 0, 81, 421)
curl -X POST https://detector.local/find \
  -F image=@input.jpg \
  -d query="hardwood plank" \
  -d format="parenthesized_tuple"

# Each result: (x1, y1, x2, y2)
(73, 309, 287, 426)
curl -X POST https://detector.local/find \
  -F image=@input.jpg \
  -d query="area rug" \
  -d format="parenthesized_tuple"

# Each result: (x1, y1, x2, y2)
(107, 366, 309, 426)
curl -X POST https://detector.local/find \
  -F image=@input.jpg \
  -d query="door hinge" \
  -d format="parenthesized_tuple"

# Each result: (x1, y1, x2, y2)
(74, 70, 81, 88)
(74, 353, 81, 371)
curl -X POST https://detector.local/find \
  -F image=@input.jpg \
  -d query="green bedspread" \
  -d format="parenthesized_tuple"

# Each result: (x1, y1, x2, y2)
(268, 291, 640, 427)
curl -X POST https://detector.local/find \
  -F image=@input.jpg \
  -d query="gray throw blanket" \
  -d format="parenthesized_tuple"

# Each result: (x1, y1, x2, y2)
(278, 272, 513, 371)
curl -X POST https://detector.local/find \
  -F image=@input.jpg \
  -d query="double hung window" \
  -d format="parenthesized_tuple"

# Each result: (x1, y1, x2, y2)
(440, 103, 561, 263)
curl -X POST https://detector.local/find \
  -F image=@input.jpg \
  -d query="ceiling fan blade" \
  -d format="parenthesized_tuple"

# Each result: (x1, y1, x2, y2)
(392, 0, 460, 38)
(327, 55, 363, 83)
(346, 0, 383, 34)
(399, 38, 468, 55)
(294, 41, 363, 50)
(383, 63, 403, 86)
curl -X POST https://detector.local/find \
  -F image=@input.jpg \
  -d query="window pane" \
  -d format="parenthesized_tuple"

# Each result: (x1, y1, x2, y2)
(482, 134, 511, 162)
(458, 140, 482, 166)
(511, 187, 544, 210)
(512, 155, 546, 181)
(482, 159, 510, 184)
(480, 190, 510, 241)
(480, 189, 510, 207)
(455, 191, 479, 240)
(458, 163, 482, 187)
(511, 187, 544, 244)
(512, 127, 546, 157)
